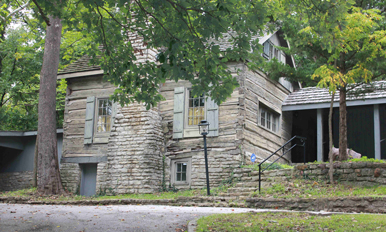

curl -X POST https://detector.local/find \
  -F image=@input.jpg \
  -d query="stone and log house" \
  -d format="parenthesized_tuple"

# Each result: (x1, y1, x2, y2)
(57, 31, 298, 196)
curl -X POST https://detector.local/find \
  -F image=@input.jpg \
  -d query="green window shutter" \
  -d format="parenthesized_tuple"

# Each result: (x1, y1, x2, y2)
(206, 96, 219, 137)
(173, 87, 185, 139)
(84, 96, 95, 144)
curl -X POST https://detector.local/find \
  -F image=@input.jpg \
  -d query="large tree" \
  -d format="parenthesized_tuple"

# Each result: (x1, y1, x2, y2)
(260, 0, 386, 160)
(29, 0, 274, 194)
(0, 1, 87, 131)
(36, 14, 65, 194)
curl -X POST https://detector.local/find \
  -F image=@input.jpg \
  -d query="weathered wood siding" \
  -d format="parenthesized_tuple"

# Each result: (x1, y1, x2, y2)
(243, 68, 292, 163)
(160, 62, 245, 189)
(62, 75, 116, 158)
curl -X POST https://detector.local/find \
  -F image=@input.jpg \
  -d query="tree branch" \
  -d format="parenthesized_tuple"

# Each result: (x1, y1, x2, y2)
(94, 5, 109, 56)
(134, 0, 181, 42)
(31, 0, 50, 26)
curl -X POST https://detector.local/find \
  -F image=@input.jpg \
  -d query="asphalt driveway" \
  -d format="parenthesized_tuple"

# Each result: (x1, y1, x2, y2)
(0, 203, 259, 232)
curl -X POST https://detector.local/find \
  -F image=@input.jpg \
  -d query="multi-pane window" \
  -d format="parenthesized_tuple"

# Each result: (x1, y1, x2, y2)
(263, 41, 285, 64)
(187, 91, 205, 126)
(96, 99, 112, 132)
(171, 159, 191, 186)
(176, 162, 187, 182)
(260, 106, 279, 133)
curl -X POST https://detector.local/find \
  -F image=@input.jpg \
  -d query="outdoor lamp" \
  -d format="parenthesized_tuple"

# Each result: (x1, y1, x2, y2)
(198, 120, 210, 195)
(198, 120, 209, 135)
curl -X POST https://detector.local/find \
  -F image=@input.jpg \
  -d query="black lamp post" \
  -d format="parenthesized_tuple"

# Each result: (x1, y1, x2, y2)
(198, 120, 210, 196)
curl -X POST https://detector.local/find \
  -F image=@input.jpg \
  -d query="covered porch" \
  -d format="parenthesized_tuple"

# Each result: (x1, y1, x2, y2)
(283, 81, 386, 162)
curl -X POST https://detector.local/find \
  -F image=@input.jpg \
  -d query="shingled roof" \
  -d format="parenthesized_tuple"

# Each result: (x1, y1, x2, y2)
(283, 81, 386, 111)
(58, 55, 101, 75)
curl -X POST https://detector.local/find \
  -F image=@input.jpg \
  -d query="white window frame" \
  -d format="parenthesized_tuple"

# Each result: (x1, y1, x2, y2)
(93, 97, 113, 143)
(259, 105, 280, 133)
(170, 158, 191, 186)
(263, 41, 286, 65)
(183, 89, 207, 138)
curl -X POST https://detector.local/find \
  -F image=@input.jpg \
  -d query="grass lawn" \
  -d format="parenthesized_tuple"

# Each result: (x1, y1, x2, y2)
(2, 178, 386, 202)
(257, 179, 386, 199)
(0, 187, 202, 201)
(196, 212, 386, 232)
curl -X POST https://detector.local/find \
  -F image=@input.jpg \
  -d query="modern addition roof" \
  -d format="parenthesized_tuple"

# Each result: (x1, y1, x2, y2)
(282, 81, 386, 111)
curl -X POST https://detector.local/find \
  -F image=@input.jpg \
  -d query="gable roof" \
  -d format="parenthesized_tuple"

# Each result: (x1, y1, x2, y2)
(282, 81, 386, 111)
(57, 30, 287, 79)
(57, 56, 102, 79)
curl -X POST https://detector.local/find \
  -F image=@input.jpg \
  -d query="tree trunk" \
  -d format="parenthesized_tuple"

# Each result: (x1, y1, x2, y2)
(37, 16, 65, 195)
(338, 87, 348, 161)
(33, 135, 38, 187)
(328, 93, 335, 184)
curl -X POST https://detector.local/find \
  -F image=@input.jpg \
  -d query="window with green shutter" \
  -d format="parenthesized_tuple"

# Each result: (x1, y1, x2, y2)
(84, 96, 116, 144)
(173, 87, 219, 139)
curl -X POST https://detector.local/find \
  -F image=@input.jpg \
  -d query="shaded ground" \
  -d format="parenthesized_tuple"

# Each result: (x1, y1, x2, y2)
(0, 204, 258, 232)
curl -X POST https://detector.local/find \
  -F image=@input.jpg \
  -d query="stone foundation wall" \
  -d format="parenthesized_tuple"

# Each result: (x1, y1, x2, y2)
(60, 163, 81, 193)
(191, 148, 242, 189)
(0, 171, 33, 192)
(98, 104, 164, 194)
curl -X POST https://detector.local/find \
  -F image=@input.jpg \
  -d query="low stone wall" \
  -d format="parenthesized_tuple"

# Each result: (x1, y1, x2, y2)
(0, 171, 33, 192)
(1, 195, 385, 214)
(231, 162, 386, 188)
(246, 197, 386, 213)
(232, 167, 293, 188)
(294, 162, 386, 185)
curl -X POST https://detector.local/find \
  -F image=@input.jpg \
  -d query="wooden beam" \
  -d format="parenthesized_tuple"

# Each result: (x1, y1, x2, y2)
(374, 105, 381, 160)
(317, 108, 323, 162)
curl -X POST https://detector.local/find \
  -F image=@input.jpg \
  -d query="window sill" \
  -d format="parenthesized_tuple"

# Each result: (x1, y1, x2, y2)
(258, 124, 281, 138)
(183, 128, 201, 138)
(173, 182, 190, 186)
(93, 136, 109, 144)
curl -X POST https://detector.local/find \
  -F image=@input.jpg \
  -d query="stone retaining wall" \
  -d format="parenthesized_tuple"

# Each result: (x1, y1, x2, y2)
(294, 162, 386, 185)
(231, 162, 386, 188)
(1, 196, 385, 214)
(0, 171, 33, 192)
(246, 197, 386, 213)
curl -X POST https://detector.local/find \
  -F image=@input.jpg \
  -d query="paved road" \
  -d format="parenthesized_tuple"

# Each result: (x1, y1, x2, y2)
(0, 203, 259, 232)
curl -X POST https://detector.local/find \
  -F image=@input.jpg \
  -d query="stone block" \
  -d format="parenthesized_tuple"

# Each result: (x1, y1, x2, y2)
(351, 162, 367, 169)
(341, 163, 352, 169)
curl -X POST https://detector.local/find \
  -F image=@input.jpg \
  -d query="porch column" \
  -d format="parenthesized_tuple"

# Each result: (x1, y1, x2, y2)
(374, 104, 381, 160)
(317, 109, 323, 161)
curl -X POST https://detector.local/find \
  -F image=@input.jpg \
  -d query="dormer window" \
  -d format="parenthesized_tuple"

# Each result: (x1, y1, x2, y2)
(263, 41, 286, 65)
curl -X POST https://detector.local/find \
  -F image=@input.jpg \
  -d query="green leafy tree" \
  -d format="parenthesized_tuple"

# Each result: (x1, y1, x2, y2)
(260, 0, 386, 160)
(28, 0, 276, 194)
(0, 1, 88, 131)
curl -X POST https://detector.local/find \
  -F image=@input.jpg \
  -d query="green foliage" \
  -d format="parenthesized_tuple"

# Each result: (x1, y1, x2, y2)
(243, 162, 294, 171)
(35, 0, 276, 108)
(0, 1, 91, 131)
(258, 1, 386, 89)
(196, 212, 386, 232)
(344, 156, 386, 163)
